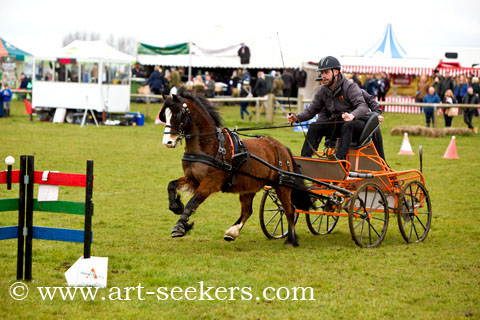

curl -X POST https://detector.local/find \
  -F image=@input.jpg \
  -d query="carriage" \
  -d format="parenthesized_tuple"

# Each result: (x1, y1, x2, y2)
(161, 92, 431, 248)
(258, 113, 432, 248)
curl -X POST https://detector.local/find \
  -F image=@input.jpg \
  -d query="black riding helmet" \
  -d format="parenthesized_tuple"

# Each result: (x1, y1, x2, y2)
(316, 56, 341, 81)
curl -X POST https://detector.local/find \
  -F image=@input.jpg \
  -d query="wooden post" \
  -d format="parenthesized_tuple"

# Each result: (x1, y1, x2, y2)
(146, 95, 151, 119)
(267, 94, 275, 124)
(84, 160, 94, 259)
(297, 94, 303, 114)
(16, 156, 26, 280)
(24, 155, 34, 281)
(255, 99, 260, 123)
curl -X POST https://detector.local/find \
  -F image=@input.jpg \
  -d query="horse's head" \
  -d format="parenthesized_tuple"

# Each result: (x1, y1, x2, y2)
(160, 94, 192, 148)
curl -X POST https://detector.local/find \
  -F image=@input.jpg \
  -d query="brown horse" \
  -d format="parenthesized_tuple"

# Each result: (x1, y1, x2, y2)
(160, 92, 311, 246)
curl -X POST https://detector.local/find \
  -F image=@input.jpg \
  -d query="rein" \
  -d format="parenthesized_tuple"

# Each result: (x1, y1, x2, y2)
(168, 120, 346, 140)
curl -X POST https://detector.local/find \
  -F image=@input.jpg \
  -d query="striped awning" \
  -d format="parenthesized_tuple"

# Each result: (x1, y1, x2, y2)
(342, 65, 434, 76)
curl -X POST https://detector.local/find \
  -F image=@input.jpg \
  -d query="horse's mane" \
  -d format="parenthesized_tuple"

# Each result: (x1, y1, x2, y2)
(178, 87, 223, 127)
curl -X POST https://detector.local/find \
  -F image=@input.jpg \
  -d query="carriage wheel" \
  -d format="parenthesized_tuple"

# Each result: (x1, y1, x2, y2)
(259, 188, 299, 239)
(397, 181, 432, 243)
(348, 183, 389, 248)
(306, 196, 340, 235)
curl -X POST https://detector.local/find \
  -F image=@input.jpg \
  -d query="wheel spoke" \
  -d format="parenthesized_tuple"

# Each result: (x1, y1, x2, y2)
(368, 220, 372, 245)
(316, 214, 324, 233)
(354, 217, 367, 230)
(366, 219, 382, 238)
(360, 219, 365, 243)
(265, 210, 281, 226)
(371, 216, 386, 222)
(412, 219, 420, 240)
(368, 190, 379, 214)
(414, 215, 427, 232)
(272, 213, 283, 235)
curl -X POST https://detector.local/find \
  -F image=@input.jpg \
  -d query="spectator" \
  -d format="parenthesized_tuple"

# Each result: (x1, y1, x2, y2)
(193, 75, 205, 95)
(439, 71, 455, 100)
(229, 70, 240, 98)
(147, 66, 166, 95)
(239, 80, 252, 121)
(131, 62, 145, 78)
(170, 67, 181, 90)
(0, 83, 3, 117)
(462, 86, 479, 133)
(253, 71, 267, 97)
(432, 76, 441, 96)
(423, 86, 440, 127)
(281, 69, 294, 98)
(364, 74, 378, 97)
(272, 72, 284, 97)
(454, 75, 469, 102)
(253, 71, 267, 114)
(472, 77, 480, 96)
(18, 73, 29, 101)
(442, 89, 457, 127)
(1, 83, 12, 117)
(416, 75, 430, 102)
(377, 72, 390, 102)
(204, 74, 215, 98)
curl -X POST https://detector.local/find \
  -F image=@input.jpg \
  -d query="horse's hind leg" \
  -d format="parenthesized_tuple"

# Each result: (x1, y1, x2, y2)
(275, 187, 299, 247)
(224, 193, 255, 241)
(168, 177, 194, 215)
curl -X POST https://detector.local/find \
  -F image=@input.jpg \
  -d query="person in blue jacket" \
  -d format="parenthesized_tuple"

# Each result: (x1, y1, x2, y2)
(423, 86, 441, 127)
(1, 83, 13, 117)
(147, 66, 166, 95)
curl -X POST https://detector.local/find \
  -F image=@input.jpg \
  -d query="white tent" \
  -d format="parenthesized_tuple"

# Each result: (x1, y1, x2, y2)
(33, 40, 135, 116)
(137, 28, 303, 69)
(339, 24, 437, 76)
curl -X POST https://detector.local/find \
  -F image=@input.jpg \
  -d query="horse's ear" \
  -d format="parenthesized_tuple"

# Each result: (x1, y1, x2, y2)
(172, 94, 179, 102)
(162, 94, 168, 101)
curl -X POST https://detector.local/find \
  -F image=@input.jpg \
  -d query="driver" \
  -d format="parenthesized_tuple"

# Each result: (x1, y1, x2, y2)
(287, 56, 368, 161)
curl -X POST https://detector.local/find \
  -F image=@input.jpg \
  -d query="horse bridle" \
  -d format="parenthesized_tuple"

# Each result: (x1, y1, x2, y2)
(163, 101, 192, 139)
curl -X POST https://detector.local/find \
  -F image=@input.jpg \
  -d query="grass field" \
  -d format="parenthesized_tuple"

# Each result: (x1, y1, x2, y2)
(1, 100, 479, 319)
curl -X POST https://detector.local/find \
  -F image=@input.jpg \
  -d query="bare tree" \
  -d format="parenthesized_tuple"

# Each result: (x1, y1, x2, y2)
(62, 31, 137, 55)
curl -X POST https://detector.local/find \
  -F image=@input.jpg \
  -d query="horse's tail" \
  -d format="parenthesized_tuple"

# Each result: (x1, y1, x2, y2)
(285, 147, 313, 211)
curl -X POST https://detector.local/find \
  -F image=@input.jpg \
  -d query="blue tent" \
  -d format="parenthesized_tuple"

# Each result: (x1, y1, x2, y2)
(361, 24, 407, 59)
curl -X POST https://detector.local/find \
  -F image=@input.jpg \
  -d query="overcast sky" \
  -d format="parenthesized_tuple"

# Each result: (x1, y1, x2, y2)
(1, 0, 480, 59)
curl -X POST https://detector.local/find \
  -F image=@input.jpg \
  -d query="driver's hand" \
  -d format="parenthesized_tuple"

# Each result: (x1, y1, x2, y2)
(287, 113, 298, 124)
(342, 113, 355, 122)
(378, 115, 384, 122)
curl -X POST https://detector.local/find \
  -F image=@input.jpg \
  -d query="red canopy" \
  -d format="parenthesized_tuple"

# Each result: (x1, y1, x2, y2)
(435, 59, 479, 77)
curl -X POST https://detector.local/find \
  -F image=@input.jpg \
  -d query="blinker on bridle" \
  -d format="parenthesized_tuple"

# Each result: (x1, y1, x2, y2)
(164, 100, 192, 139)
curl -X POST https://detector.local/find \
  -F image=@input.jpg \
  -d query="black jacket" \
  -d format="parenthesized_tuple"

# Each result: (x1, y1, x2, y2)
(297, 73, 368, 122)
(238, 46, 250, 64)
(253, 78, 267, 97)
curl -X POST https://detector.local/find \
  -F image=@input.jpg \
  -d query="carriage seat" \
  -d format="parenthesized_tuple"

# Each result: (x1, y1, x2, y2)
(350, 113, 380, 149)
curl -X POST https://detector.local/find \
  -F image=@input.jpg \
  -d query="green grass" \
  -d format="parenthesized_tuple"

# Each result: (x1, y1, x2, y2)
(0, 101, 479, 319)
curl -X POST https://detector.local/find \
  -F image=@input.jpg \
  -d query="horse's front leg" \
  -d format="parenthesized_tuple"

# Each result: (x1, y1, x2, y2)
(224, 193, 255, 241)
(171, 177, 222, 238)
(167, 177, 195, 215)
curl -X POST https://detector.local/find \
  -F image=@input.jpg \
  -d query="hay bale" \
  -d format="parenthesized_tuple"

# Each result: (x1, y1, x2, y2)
(390, 125, 472, 137)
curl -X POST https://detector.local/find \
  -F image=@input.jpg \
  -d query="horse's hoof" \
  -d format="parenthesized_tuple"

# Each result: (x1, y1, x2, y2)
(171, 231, 185, 238)
(224, 235, 235, 242)
(283, 240, 299, 247)
(171, 224, 186, 237)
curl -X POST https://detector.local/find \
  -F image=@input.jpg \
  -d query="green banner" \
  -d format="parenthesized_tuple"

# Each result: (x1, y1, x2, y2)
(138, 42, 190, 55)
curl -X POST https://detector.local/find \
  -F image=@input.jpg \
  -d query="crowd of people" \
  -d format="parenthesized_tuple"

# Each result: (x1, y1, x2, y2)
(0, 72, 31, 118)
(416, 71, 479, 132)
(134, 64, 308, 120)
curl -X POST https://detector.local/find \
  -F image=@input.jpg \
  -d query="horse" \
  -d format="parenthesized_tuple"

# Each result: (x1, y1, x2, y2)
(160, 91, 311, 246)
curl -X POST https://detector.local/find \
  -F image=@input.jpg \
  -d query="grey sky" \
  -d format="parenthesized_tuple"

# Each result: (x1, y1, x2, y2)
(1, 0, 479, 58)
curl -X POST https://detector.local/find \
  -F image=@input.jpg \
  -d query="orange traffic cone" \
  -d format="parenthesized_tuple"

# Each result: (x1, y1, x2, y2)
(443, 136, 459, 159)
(398, 132, 414, 155)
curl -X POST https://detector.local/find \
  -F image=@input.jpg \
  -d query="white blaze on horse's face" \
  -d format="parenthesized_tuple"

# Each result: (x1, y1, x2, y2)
(162, 108, 179, 148)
